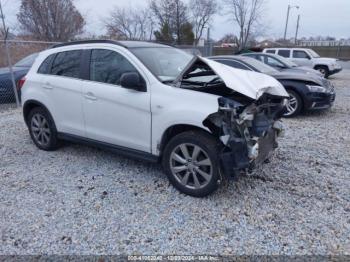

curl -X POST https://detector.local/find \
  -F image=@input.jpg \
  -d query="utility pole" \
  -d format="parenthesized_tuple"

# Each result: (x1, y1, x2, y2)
(0, 1, 20, 107)
(294, 14, 300, 45)
(283, 4, 299, 41)
(206, 27, 212, 56)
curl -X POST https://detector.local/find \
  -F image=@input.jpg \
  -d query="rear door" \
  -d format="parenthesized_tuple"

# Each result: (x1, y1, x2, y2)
(277, 49, 291, 59)
(291, 50, 313, 67)
(39, 49, 85, 136)
(82, 48, 151, 152)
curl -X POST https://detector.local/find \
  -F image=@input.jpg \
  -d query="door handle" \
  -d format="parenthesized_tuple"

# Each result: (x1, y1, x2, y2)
(43, 82, 53, 89)
(84, 92, 97, 101)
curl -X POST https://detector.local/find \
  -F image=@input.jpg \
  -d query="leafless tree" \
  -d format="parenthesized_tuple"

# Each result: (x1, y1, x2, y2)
(189, 0, 218, 45)
(105, 7, 154, 40)
(224, 0, 266, 50)
(149, 0, 174, 27)
(17, 0, 85, 41)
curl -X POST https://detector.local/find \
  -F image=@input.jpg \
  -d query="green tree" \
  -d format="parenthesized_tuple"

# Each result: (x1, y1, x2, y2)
(154, 23, 174, 43)
(179, 22, 194, 44)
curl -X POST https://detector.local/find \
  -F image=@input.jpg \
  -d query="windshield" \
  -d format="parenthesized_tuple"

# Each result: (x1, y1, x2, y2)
(130, 47, 193, 82)
(240, 57, 278, 74)
(14, 53, 38, 67)
(308, 49, 320, 58)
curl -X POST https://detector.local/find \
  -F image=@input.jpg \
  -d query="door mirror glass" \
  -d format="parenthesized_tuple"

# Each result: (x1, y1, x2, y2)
(120, 72, 146, 92)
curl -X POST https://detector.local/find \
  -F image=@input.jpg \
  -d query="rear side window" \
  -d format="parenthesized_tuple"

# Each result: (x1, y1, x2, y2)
(277, 50, 291, 58)
(266, 49, 276, 54)
(51, 50, 82, 78)
(293, 50, 310, 59)
(90, 49, 138, 85)
(37, 54, 55, 74)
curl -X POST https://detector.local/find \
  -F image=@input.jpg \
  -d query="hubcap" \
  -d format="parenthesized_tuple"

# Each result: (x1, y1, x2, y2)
(31, 113, 51, 146)
(170, 143, 213, 190)
(284, 93, 298, 116)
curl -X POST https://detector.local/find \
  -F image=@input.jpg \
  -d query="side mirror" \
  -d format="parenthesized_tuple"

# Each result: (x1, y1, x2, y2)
(120, 72, 146, 92)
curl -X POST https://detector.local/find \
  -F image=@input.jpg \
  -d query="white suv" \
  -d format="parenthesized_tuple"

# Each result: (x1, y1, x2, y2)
(20, 40, 288, 197)
(263, 48, 342, 78)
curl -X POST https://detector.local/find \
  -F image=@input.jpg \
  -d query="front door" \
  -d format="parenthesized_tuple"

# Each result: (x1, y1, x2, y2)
(82, 48, 151, 153)
(291, 50, 313, 67)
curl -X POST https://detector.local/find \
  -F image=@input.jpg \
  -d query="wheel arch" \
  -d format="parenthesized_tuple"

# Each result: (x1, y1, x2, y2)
(158, 124, 214, 157)
(23, 100, 54, 127)
(314, 64, 330, 70)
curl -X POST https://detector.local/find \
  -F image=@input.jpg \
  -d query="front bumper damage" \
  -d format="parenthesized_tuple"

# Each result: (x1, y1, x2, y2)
(204, 96, 286, 176)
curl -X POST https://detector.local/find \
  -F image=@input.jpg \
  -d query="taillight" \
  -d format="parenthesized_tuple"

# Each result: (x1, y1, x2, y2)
(17, 77, 26, 90)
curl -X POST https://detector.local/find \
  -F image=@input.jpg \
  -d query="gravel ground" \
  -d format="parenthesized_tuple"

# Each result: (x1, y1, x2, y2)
(1, 71, 350, 256)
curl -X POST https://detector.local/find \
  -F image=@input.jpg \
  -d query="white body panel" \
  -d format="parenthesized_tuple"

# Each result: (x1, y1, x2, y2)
(80, 46, 153, 152)
(41, 75, 85, 136)
(150, 83, 219, 155)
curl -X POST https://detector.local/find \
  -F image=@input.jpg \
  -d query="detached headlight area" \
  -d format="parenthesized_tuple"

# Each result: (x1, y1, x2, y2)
(306, 85, 327, 93)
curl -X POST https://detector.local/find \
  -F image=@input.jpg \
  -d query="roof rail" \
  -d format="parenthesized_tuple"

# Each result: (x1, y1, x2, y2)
(51, 39, 127, 49)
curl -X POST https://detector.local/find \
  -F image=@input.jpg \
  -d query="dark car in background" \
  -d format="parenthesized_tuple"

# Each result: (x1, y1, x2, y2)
(242, 52, 323, 77)
(0, 53, 38, 103)
(209, 55, 336, 117)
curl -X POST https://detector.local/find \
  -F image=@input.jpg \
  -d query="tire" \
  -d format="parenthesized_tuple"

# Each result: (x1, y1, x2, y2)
(315, 65, 329, 78)
(283, 90, 303, 117)
(162, 130, 223, 197)
(27, 107, 60, 151)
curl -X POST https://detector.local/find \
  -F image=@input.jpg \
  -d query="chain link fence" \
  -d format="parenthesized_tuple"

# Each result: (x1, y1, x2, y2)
(0, 40, 58, 107)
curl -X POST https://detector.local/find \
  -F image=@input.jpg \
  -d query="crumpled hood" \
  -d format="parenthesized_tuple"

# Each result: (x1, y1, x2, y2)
(199, 57, 289, 100)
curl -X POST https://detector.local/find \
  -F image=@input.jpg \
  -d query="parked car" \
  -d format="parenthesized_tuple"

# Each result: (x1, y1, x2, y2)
(0, 53, 38, 102)
(262, 48, 342, 78)
(242, 52, 322, 77)
(209, 55, 336, 117)
(20, 40, 288, 197)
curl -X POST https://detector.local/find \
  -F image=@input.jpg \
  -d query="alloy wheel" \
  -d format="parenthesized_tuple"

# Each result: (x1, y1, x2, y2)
(169, 143, 213, 190)
(284, 93, 298, 116)
(30, 113, 51, 146)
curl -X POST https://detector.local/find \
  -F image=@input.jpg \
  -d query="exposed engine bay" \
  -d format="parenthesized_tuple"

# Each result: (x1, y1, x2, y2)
(175, 57, 288, 175)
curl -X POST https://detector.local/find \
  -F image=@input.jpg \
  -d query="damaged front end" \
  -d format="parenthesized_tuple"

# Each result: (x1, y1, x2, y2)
(204, 94, 287, 176)
(174, 56, 289, 176)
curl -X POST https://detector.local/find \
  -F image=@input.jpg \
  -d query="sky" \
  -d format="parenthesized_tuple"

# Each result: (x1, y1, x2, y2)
(1, 0, 350, 40)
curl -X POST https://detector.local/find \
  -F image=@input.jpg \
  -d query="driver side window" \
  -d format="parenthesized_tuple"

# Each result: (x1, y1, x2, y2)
(90, 49, 138, 85)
